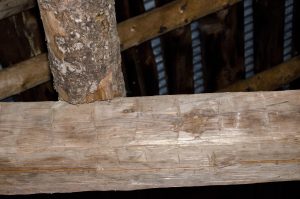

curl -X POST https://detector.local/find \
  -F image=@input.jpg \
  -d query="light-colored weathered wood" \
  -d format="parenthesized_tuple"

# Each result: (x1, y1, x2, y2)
(0, 0, 36, 20)
(220, 56, 300, 92)
(38, 0, 125, 104)
(0, 54, 50, 100)
(0, 91, 300, 195)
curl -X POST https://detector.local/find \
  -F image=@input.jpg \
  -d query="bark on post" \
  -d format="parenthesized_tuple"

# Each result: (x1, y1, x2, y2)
(37, 0, 125, 104)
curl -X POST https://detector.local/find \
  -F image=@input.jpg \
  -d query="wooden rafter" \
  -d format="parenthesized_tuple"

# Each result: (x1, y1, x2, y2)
(219, 56, 300, 92)
(0, 54, 51, 100)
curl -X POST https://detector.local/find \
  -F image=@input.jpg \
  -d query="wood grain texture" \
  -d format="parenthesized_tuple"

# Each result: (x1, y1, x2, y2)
(118, 0, 240, 50)
(219, 56, 300, 92)
(0, 0, 36, 20)
(0, 90, 300, 194)
(0, 54, 51, 100)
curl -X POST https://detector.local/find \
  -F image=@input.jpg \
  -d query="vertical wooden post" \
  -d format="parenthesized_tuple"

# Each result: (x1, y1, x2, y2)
(157, 0, 195, 95)
(160, 25, 194, 94)
(37, 0, 125, 104)
(253, 0, 284, 72)
(115, 0, 159, 97)
(199, 4, 244, 91)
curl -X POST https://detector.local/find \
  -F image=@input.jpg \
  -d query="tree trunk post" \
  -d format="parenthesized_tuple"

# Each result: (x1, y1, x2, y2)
(38, 0, 125, 104)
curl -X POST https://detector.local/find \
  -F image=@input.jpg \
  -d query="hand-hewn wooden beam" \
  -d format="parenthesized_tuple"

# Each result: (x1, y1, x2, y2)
(37, 0, 126, 104)
(219, 56, 300, 92)
(0, 0, 36, 20)
(0, 91, 300, 195)
(0, 54, 50, 100)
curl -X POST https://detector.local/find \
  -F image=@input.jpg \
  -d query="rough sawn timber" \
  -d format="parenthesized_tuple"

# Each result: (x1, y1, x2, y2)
(0, 91, 300, 194)
(38, 0, 126, 104)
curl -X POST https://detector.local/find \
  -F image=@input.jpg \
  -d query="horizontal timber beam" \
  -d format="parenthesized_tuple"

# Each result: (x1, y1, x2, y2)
(220, 56, 300, 92)
(0, 0, 36, 20)
(0, 90, 300, 194)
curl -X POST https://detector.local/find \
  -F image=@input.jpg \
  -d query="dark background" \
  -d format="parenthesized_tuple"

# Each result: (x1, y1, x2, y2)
(1, 181, 300, 199)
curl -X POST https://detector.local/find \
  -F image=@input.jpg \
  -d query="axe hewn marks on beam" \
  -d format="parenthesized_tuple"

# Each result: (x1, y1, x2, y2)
(0, 91, 300, 194)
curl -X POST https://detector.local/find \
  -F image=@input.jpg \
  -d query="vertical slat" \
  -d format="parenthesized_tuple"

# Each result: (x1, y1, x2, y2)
(199, 3, 244, 92)
(144, 0, 168, 95)
(283, 0, 294, 61)
(294, 0, 300, 55)
(160, 25, 194, 94)
(116, 0, 159, 97)
(253, 0, 284, 73)
(115, 0, 141, 96)
(191, 21, 205, 93)
(243, 0, 255, 78)
(150, 37, 168, 95)
(157, 0, 194, 95)
(290, 0, 300, 89)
